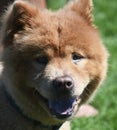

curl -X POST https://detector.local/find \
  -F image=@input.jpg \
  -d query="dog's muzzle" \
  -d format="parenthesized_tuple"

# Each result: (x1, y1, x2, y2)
(48, 76, 78, 119)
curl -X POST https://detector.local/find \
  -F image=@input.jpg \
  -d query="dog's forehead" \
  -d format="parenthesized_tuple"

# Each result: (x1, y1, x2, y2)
(31, 11, 91, 46)
(17, 10, 102, 58)
(41, 11, 101, 57)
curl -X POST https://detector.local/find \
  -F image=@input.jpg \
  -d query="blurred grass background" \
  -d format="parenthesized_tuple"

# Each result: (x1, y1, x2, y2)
(47, 0, 117, 130)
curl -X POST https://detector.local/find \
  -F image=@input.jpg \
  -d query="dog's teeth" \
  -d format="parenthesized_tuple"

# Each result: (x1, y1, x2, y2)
(76, 98, 81, 104)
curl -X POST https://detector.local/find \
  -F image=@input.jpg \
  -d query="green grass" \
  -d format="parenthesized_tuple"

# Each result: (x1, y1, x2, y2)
(47, 0, 117, 130)
(47, 0, 67, 10)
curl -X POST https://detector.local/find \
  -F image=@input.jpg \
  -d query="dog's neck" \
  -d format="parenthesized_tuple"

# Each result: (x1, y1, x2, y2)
(1, 81, 62, 130)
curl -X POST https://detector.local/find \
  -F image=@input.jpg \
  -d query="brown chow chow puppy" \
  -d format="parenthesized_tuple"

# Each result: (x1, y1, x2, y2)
(0, 0, 108, 129)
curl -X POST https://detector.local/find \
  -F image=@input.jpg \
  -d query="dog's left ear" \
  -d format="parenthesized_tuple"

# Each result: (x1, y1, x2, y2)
(66, 0, 93, 25)
(1, 0, 38, 46)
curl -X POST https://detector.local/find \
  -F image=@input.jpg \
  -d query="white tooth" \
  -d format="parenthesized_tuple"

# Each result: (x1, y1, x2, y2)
(61, 111, 67, 115)
(77, 98, 81, 104)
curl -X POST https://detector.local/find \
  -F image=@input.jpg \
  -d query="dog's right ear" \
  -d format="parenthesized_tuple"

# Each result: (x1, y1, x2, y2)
(65, 0, 94, 25)
(1, 0, 38, 46)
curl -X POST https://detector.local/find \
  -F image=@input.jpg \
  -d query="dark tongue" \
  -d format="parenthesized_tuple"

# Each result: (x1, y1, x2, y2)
(49, 97, 76, 118)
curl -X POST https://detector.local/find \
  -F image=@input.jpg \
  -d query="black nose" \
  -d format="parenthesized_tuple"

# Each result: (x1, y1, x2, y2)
(53, 76, 74, 92)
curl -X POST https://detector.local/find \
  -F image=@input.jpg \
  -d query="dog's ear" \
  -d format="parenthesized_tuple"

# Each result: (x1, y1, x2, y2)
(1, 0, 38, 45)
(67, 0, 94, 25)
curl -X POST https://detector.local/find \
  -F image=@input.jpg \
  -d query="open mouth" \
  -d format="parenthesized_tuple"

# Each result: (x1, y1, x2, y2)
(37, 91, 79, 119)
(48, 97, 79, 119)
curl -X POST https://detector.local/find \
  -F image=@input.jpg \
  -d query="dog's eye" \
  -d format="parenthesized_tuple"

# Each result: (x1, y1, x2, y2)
(72, 53, 84, 63)
(36, 56, 49, 65)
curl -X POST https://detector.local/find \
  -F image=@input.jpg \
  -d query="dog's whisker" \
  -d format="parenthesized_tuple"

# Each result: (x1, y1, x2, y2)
(32, 89, 37, 96)
(34, 73, 43, 80)
(85, 87, 91, 94)
(83, 88, 91, 97)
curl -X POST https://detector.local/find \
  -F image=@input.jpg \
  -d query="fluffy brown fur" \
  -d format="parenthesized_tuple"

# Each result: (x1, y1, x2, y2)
(0, 0, 108, 129)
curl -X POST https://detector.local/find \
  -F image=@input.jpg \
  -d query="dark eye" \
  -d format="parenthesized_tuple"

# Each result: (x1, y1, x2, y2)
(72, 53, 84, 62)
(36, 56, 49, 65)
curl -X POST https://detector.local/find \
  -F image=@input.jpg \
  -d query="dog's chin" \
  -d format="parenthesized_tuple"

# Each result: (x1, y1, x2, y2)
(36, 90, 80, 120)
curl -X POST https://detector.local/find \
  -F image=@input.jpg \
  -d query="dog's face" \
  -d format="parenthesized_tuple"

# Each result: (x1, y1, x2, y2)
(1, 0, 108, 125)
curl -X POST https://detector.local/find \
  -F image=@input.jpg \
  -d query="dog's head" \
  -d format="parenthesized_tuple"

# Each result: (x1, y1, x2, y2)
(1, 0, 108, 125)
